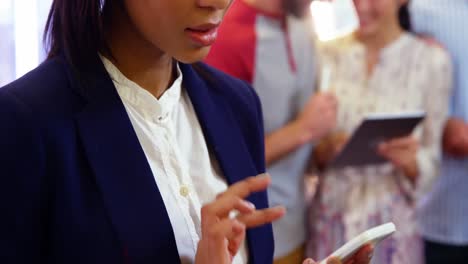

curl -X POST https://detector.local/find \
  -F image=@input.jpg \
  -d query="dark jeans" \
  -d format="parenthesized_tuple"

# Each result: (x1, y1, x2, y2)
(425, 239, 468, 264)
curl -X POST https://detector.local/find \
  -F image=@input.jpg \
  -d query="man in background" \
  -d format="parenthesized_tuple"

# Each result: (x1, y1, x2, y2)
(205, 0, 337, 263)
(409, 1, 468, 263)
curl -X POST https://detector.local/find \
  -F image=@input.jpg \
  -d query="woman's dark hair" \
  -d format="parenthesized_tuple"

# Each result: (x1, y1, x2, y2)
(398, 3, 412, 32)
(44, 0, 113, 71)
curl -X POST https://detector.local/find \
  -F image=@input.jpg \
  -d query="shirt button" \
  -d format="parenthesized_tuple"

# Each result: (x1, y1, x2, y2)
(180, 185, 190, 197)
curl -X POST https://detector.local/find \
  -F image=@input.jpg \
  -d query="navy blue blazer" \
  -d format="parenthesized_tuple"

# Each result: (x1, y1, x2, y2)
(0, 55, 273, 263)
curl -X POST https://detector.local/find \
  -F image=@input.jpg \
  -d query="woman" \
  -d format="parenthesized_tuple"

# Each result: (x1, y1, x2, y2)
(0, 0, 372, 264)
(307, 0, 452, 264)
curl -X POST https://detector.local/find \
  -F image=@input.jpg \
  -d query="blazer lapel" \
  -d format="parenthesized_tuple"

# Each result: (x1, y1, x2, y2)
(182, 63, 272, 264)
(182, 64, 257, 184)
(73, 59, 180, 264)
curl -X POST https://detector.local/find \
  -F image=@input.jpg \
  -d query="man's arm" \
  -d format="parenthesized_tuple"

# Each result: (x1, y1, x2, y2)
(265, 93, 337, 166)
(265, 120, 310, 165)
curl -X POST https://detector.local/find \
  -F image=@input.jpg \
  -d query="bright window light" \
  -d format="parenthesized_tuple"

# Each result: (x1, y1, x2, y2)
(14, 0, 40, 78)
(310, 0, 359, 42)
(0, 0, 13, 25)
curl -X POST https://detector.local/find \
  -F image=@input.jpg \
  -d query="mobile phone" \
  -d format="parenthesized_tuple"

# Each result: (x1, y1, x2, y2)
(319, 222, 396, 264)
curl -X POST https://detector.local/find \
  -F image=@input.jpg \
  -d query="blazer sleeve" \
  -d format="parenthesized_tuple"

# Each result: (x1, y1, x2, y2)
(0, 90, 48, 263)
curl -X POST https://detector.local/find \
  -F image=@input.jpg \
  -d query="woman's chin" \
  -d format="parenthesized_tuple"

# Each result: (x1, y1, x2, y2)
(356, 26, 378, 39)
(174, 46, 211, 64)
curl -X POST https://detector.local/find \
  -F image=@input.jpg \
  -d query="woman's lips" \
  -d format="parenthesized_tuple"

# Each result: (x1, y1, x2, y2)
(185, 24, 219, 47)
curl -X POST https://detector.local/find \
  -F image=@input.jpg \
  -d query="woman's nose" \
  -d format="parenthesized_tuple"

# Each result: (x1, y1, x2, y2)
(196, 0, 232, 10)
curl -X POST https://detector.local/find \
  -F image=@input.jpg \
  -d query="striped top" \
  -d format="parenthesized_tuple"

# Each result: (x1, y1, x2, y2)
(410, 0, 468, 245)
(206, 0, 318, 258)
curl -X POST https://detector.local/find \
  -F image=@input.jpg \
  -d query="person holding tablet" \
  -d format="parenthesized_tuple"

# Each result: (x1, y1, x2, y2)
(307, 0, 452, 264)
(0, 0, 373, 264)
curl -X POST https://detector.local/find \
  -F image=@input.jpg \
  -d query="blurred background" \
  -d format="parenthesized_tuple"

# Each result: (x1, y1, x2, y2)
(0, 0, 52, 86)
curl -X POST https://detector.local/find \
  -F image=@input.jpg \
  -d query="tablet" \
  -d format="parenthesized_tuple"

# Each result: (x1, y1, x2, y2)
(328, 111, 425, 169)
(319, 222, 396, 264)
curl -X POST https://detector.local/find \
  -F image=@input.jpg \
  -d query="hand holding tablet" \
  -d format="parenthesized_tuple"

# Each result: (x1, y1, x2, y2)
(329, 112, 425, 169)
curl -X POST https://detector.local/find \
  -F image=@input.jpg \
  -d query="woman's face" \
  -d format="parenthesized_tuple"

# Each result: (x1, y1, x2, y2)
(123, 0, 232, 63)
(353, 0, 406, 37)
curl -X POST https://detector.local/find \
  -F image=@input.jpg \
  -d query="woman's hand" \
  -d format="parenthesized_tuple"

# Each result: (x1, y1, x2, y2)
(296, 93, 338, 143)
(194, 174, 285, 264)
(378, 136, 419, 183)
(313, 131, 349, 171)
(443, 118, 468, 158)
(303, 244, 374, 264)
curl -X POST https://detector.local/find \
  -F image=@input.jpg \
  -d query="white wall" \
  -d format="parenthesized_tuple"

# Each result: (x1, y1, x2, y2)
(0, 0, 15, 87)
(0, 0, 52, 86)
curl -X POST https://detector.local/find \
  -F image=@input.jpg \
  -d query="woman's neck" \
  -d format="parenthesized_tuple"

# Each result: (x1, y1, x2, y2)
(357, 22, 403, 53)
(104, 3, 176, 99)
(356, 22, 403, 76)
